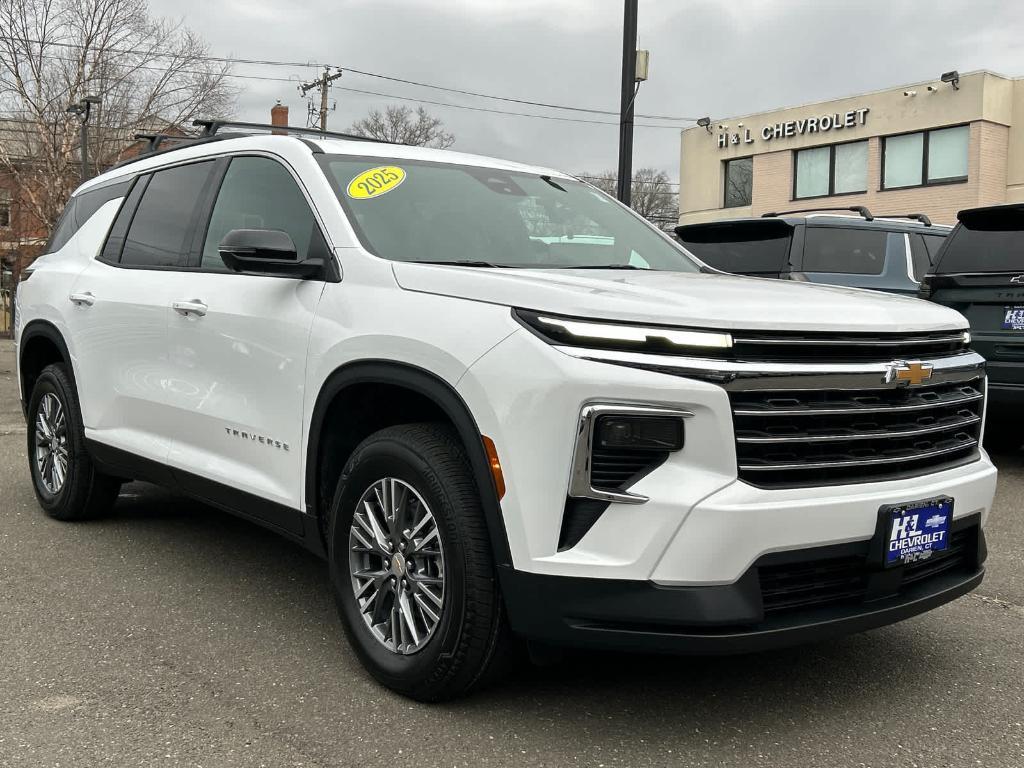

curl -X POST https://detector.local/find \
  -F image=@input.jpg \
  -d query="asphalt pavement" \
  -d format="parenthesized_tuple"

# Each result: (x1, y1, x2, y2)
(1, 339, 1022, 768)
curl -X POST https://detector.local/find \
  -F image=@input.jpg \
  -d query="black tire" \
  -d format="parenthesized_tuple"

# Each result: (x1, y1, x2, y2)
(26, 363, 121, 521)
(983, 418, 1021, 453)
(328, 423, 511, 701)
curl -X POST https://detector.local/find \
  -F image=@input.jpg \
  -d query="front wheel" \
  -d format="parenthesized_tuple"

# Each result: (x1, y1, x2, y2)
(328, 423, 510, 701)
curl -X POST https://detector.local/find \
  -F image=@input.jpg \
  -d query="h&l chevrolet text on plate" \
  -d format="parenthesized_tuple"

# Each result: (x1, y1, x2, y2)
(14, 123, 997, 700)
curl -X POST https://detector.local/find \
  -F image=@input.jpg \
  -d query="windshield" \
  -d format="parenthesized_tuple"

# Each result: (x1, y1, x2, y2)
(321, 156, 700, 271)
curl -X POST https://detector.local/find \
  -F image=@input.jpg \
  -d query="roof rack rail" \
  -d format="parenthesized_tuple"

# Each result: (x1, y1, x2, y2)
(876, 212, 933, 227)
(762, 206, 874, 221)
(109, 131, 226, 171)
(192, 119, 400, 144)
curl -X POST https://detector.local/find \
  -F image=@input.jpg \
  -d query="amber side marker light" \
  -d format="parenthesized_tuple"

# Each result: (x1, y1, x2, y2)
(481, 436, 505, 500)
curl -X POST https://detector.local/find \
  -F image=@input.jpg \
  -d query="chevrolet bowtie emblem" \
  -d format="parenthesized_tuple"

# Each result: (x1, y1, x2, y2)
(1011, 275, 1024, 284)
(884, 361, 934, 386)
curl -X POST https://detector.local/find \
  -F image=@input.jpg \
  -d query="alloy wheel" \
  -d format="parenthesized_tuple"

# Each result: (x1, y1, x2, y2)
(34, 392, 69, 495)
(348, 477, 446, 655)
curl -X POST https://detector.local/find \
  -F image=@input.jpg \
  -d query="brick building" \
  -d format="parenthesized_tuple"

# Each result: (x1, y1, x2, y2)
(678, 70, 1024, 226)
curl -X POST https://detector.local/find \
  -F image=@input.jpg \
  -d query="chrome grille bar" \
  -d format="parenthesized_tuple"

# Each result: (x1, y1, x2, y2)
(739, 440, 978, 473)
(736, 414, 982, 443)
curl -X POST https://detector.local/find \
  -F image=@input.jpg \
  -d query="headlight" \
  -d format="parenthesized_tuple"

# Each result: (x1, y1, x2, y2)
(513, 308, 733, 355)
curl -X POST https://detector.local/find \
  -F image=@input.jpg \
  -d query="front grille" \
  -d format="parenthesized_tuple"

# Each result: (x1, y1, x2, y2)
(732, 329, 969, 363)
(730, 377, 984, 487)
(760, 526, 976, 615)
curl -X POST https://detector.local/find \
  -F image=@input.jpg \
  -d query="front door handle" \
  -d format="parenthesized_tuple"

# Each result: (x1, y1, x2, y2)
(172, 300, 208, 318)
(69, 291, 95, 307)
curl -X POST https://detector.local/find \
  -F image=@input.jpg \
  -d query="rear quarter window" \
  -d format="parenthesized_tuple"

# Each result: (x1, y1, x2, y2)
(44, 180, 132, 254)
(801, 227, 887, 275)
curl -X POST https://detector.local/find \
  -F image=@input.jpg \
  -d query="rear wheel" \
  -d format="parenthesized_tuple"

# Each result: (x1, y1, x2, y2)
(27, 364, 121, 520)
(328, 423, 510, 701)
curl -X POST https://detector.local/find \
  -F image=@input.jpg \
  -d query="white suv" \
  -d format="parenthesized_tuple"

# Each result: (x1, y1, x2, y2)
(15, 123, 997, 701)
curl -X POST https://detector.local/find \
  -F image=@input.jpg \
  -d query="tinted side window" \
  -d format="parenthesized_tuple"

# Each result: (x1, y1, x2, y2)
(46, 180, 133, 254)
(802, 227, 887, 275)
(121, 162, 214, 268)
(46, 202, 78, 254)
(908, 235, 930, 282)
(202, 157, 320, 271)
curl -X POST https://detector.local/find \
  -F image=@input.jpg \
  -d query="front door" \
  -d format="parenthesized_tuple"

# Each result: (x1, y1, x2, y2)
(160, 155, 328, 534)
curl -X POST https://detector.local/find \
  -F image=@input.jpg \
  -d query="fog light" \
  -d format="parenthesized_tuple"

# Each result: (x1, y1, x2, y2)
(595, 415, 685, 451)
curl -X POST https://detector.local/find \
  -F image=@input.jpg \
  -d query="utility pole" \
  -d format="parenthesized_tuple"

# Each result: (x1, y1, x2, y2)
(66, 95, 102, 183)
(299, 66, 343, 131)
(616, 0, 639, 206)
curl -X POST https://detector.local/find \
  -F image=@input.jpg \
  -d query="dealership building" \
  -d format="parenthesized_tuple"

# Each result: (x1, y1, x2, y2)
(678, 70, 1024, 226)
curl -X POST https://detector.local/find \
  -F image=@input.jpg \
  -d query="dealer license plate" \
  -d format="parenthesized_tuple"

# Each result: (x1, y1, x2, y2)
(1004, 306, 1024, 331)
(882, 497, 953, 567)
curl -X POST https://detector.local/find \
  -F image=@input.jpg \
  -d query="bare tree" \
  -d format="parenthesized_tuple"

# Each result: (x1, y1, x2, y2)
(580, 168, 679, 231)
(0, 0, 235, 235)
(349, 105, 455, 149)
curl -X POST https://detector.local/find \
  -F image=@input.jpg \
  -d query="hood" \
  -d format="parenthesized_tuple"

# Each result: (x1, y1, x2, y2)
(392, 265, 967, 333)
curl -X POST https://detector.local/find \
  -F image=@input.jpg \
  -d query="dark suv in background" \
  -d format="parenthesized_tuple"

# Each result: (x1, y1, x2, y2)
(922, 203, 1024, 452)
(676, 207, 951, 295)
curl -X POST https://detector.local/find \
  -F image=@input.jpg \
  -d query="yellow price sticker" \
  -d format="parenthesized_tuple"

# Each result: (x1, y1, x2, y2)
(347, 166, 407, 199)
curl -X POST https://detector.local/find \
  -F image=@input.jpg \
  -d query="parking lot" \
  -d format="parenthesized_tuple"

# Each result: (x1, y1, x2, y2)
(0, 338, 1022, 768)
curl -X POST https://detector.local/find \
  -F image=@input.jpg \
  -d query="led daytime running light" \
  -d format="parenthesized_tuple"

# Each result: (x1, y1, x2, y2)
(535, 315, 733, 349)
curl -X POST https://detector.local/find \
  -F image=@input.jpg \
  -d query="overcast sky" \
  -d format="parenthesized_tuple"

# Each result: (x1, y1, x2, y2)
(148, 0, 1024, 181)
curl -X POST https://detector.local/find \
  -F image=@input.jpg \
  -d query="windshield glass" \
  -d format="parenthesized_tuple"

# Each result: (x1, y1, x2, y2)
(321, 156, 700, 271)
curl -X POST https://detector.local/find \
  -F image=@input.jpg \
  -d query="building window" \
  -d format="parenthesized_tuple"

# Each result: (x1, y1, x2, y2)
(0, 190, 10, 228)
(724, 157, 752, 208)
(794, 140, 868, 199)
(882, 125, 968, 190)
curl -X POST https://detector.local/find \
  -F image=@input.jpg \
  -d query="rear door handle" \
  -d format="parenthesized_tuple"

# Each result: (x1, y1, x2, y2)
(69, 292, 95, 307)
(172, 300, 208, 318)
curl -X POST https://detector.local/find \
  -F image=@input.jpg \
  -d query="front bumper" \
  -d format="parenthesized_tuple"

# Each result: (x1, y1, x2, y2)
(460, 331, 997, 584)
(501, 514, 986, 654)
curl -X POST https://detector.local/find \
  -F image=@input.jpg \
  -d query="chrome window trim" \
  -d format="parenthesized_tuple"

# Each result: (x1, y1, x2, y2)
(569, 403, 693, 505)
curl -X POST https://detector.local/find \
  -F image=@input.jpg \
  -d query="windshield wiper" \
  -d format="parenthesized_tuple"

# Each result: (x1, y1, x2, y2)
(568, 264, 650, 270)
(416, 260, 508, 268)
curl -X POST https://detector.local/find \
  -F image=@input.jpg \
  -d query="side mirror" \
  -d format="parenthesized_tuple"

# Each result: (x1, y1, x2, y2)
(218, 229, 324, 279)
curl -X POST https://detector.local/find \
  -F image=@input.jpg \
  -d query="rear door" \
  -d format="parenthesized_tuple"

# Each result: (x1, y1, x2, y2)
(674, 220, 794, 278)
(922, 205, 1024, 403)
(66, 161, 216, 462)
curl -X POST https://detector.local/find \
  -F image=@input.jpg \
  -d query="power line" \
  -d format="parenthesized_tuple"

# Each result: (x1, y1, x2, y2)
(1, 51, 692, 130)
(0, 34, 701, 123)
